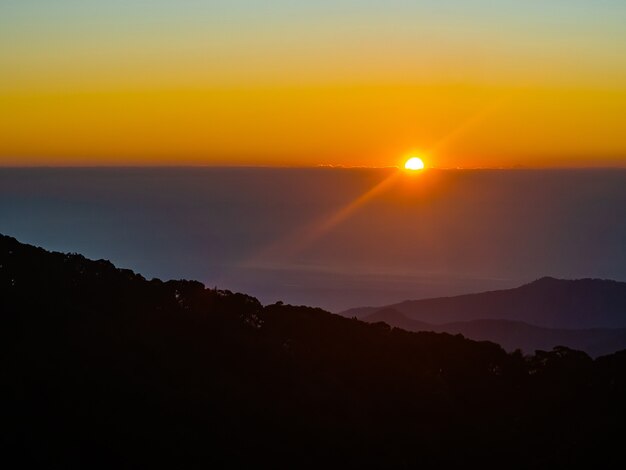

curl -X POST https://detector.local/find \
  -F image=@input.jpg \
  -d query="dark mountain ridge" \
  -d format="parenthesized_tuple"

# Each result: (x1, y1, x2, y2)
(342, 276, 626, 329)
(3, 233, 626, 468)
(364, 309, 626, 357)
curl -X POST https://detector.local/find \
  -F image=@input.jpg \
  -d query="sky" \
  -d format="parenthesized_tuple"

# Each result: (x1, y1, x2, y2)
(1, 1, 626, 167)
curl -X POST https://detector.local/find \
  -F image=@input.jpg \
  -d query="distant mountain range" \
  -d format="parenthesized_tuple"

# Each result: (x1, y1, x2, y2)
(362, 308, 626, 358)
(341, 277, 626, 356)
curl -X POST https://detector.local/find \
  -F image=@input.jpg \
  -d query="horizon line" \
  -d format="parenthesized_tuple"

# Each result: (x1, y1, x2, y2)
(1, 164, 626, 171)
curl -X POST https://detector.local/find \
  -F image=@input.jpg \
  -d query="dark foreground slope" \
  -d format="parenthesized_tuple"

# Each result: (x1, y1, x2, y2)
(2, 234, 626, 468)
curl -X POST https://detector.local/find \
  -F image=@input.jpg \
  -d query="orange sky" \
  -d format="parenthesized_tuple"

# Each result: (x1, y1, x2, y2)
(1, 1, 626, 168)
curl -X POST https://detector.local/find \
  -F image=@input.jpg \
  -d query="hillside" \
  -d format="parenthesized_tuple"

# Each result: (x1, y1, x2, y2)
(343, 277, 626, 329)
(364, 309, 626, 357)
(2, 233, 626, 467)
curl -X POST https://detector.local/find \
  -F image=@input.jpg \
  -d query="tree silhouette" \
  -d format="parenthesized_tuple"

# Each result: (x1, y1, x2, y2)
(2, 233, 626, 468)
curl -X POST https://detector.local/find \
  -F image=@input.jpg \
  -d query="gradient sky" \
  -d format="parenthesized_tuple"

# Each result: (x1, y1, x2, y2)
(1, 1, 626, 167)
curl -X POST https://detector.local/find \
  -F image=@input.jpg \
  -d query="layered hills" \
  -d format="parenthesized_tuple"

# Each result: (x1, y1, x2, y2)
(342, 278, 626, 355)
(362, 308, 626, 357)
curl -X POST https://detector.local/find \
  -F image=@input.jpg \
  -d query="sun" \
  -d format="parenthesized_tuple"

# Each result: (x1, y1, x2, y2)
(404, 157, 425, 171)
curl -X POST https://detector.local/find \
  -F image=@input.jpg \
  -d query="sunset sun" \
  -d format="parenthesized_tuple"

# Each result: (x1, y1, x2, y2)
(404, 157, 425, 171)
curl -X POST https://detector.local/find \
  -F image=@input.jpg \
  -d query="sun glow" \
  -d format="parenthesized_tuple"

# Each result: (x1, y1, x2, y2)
(404, 157, 425, 171)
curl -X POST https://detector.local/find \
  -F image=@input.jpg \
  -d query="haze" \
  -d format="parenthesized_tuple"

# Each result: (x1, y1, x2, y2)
(2, 167, 624, 310)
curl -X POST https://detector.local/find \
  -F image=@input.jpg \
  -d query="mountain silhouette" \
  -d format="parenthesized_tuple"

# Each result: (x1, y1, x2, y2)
(3, 233, 626, 467)
(342, 277, 626, 329)
(363, 309, 626, 357)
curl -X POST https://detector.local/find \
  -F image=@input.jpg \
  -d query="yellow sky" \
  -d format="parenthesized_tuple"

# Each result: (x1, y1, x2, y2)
(1, 1, 626, 167)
